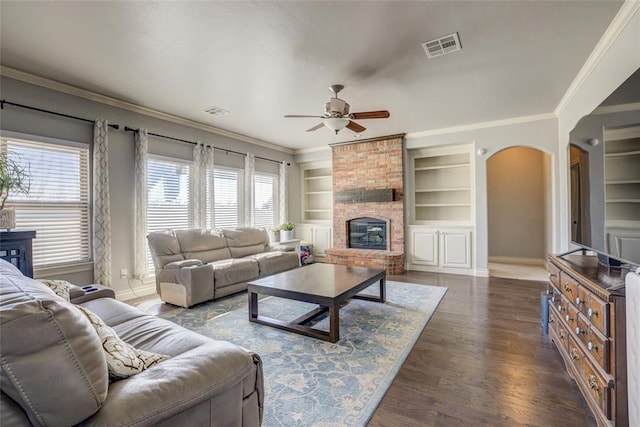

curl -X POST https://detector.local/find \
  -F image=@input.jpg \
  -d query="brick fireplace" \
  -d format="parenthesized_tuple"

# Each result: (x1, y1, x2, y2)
(325, 134, 405, 274)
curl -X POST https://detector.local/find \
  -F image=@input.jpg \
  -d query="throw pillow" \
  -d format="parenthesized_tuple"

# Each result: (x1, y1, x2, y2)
(74, 304, 170, 380)
(38, 279, 71, 302)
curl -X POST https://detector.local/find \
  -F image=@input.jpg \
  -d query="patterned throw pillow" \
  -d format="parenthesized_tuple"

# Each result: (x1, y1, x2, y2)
(74, 305, 171, 380)
(38, 279, 71, 302)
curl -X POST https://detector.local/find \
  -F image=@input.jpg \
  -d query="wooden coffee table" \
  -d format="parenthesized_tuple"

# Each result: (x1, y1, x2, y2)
(247, 263, 386, 343)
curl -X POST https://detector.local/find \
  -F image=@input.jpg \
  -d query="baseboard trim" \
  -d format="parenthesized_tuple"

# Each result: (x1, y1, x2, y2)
(489, 256, 546, 267)
(116, 283, 157, 301)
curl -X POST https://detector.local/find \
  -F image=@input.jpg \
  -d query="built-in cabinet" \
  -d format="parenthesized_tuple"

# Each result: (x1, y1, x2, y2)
(604, 127, 640, 263)
(298, 161, 333, 262)
(406, 145, 475, 274)
(296, 224, 333, 262)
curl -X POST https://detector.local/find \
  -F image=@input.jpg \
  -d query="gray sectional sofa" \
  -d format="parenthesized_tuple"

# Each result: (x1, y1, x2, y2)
(0, 258, 264, 426)
(147, 227, 299, 308)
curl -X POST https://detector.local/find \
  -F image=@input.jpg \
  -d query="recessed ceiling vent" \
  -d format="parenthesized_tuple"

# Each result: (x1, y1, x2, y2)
(422, 32, 462, 58)
(203, 106, 229, 117)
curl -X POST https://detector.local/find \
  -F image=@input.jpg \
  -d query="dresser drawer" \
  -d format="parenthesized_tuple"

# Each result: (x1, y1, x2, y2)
(583, 357, 611, 419)
(586, 327, 609, 372)
(568, 335, 585, 375)
(548, 263, 560, 288)
(564, 303, 579, 331)
(586, 293, 608, 336)
(575, 315, 589, 346)
(560, 274, 579, 301)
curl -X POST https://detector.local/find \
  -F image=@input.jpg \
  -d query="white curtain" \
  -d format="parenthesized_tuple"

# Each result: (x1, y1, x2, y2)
(133, 129, 148, 280)
(193, 142, 215, 229)
(92, 119, 112, 286)
(244, 153, 255, 226)
(279, 161, 288, 225)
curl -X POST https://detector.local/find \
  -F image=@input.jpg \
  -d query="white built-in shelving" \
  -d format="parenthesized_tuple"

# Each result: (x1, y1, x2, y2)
(302, 164, 333, 222)
(604, 128, 640, 223)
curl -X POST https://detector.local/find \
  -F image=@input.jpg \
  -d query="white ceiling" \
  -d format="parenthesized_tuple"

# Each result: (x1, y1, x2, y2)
(0, 1, 624, 152)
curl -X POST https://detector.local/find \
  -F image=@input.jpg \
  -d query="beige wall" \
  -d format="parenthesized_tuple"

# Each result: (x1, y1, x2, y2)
(487, 147, 547, 260)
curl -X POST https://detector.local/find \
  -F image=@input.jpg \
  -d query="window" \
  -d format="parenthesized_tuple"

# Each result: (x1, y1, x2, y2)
(210, 167, 242, 229)
(253, 173, 278, 228)
(146, 157, 192, 270)
(1, 137, 90, 268)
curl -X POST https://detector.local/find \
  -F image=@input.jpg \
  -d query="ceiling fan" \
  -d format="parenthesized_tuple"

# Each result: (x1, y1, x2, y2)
(284, 84, 390, 134)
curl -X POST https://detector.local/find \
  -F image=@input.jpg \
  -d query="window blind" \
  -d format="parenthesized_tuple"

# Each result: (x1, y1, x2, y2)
(1, 138, 90, 267)
(146, 157, 192, 271)
(254, 173, 278, 229)
(213, 168, 241, 228)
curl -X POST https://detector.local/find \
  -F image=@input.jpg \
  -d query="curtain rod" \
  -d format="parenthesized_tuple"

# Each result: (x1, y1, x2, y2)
(124, 126, 290, 166)
(0, 99, 120, 130)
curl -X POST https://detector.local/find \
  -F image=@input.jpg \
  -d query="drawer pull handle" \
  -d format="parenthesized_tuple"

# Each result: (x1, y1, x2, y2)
(587, 308, 597, 317)
(557, 305, 564, 312)
(588, 342, 598, 351)
(588, 375, 599, 390)
(565, 314, 573, 322)
(570, 348, 579, 360)
(575, 327, 585, 335)
(575, 297, 584, 305)
(548, 272, 557, 278)
(549, 316, 555, 323)
(563, 283, 572, 292)
(559, 329, 566, 340)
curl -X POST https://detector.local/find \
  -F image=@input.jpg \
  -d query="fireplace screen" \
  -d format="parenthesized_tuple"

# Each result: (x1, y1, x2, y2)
(348, 218, 387, 250)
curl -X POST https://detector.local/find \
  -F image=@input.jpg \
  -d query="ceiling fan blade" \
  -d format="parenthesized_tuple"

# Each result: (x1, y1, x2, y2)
(346, 120, 366, 133)
(284, 114, 324, 118)
(306, 123, 325, 132)
(350, 110, 390, 119)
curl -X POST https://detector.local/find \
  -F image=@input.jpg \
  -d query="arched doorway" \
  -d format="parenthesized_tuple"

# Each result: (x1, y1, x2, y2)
(487, 146, 552, 281)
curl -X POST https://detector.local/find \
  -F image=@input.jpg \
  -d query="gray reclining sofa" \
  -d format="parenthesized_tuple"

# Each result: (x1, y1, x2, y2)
(148, 227, 299, 308)
(0, 259, 264, 426)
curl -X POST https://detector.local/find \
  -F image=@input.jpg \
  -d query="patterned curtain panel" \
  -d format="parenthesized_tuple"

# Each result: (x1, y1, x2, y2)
(92, 119, 112, 286)
(133, 129, 148, 280)
(244, 153, 255, 227)
(192, 142, 215, 229)
(279, 161, 288, 225)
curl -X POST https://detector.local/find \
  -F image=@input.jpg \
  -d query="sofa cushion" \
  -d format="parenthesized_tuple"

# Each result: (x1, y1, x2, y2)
(147, 230, 184, 269)
(223, 228, 270, 258)
(175, 229, 232, 263)
(38, 278, 71, 301)
(0, 273, 109, 426)
(75, 304, 170, 380)
(210, 258, 260, 288)
(251, 251, 300, 276)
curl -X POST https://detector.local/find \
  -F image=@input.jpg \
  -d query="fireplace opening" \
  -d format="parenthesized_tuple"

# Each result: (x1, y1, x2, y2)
(348, 218, 387, 250)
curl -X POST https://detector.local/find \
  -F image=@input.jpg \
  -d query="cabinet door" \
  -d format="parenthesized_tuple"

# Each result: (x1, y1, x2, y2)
(410, 230, 439, 266)
(440, 230, 471, 268)
(296, 225, 313, 243)
(313, 226, 333, 257)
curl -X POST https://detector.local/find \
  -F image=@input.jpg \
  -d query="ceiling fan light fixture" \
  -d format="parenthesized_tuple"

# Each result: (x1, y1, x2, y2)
(324, 117, 350, 133)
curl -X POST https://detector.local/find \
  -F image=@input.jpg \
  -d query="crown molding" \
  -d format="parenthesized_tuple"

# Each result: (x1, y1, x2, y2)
(405, 112, 556, 139)
(294, 144, 332, 155)
(0, 66, 294, 155)
(554, 1, 640, 117)
(328, 133, 406, 147)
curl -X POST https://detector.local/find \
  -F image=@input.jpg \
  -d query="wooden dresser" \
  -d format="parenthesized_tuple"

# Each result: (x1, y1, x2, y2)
(547, 253, 628, 426)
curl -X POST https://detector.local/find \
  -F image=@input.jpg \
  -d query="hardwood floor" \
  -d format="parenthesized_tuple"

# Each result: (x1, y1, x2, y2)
(367, 271, 596, 427)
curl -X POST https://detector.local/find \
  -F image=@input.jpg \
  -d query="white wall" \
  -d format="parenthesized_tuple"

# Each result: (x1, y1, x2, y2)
(0, 76, 298, 297)
(487, 147, 547, 260)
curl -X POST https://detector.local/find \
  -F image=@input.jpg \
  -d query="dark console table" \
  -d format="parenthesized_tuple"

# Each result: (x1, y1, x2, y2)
(0, 230, 36, 277)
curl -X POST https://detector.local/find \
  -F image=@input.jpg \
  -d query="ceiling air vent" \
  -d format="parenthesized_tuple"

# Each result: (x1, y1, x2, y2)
(202, 106, 229, 117)
(421, 32, 462, 58)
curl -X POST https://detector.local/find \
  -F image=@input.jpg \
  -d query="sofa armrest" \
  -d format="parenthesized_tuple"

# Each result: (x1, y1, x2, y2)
(164, 259, 203, 269)
(80, 343, 263, 427)
(70, 284, 116, 304)
(267, 244, 295, 252)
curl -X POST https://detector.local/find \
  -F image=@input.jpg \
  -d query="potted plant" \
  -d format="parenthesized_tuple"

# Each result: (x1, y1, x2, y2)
(0, 152, 30, 230)
(279, 221, 295, 241)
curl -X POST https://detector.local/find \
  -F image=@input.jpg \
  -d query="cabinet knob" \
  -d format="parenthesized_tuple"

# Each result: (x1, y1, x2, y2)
(588, 375, 599, 390)
(565, 314, 573, 322)
(559, 329, 566, 340)
(575, 327, 585, 335)
(570, 348, 579, 360)
(575, 297, 583, 305)
(548, 272, 557, 279)
(588, 342, 598, 351)
(551, 295, 557, 303)
(587, 308, 597, 317)
(557, 305, 564, 312)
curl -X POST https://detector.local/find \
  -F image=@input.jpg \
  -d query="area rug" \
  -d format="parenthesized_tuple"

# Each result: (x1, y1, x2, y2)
(157, 281, 447, 426)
